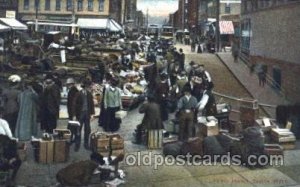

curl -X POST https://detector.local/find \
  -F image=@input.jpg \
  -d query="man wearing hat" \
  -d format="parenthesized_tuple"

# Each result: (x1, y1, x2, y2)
(2, 75, 21, 134)
(66, 78, 78, 120)
(41, 77, 61, 133)
(178, 48, 185, 71)
(196, 65, 214, 90)
(73, 79, 95, 151)
(156, 72, 170, 121)
(176, 85, 198, 141)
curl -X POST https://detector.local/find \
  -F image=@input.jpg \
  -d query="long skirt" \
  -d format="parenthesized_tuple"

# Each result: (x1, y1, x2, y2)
(103, 107, 121, 132)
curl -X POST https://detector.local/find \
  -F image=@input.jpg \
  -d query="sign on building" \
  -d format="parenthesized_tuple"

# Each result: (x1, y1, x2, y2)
(6, 11, 16, 18)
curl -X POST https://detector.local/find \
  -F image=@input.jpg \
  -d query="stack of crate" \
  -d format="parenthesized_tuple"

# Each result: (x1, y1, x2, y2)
(271, 128, 296, 150)
(90, 132, 124, 157)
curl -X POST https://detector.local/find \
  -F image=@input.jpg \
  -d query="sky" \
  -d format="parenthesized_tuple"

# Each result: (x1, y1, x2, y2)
(137, 0, 178, 17)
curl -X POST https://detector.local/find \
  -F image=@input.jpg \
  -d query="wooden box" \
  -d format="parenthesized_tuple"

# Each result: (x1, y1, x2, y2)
(240, 98, 258, 109)
(279, 142, 296, 150)
(200, 121, 219, 137)
(90, 132, 124, 152)
(148, 130, 163, 149)
(53, 129, 71, 141)
(54, 140, 69, 162)
(98, 149, 124, 157)
(39, 140, 54, 164)
(264, 144, 284, 156)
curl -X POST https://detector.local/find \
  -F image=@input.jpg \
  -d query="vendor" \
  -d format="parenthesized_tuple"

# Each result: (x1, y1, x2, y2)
(0, 107, 22, 186)
(176, 85, 198, 141)
(197, 90, 217, 116)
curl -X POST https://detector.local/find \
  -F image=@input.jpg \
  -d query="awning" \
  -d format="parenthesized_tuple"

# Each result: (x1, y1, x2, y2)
(219, 21, 234, 35)
(0, 18, 28, 30)
(0, 23, 10, 32)
(77, 18, 123, 32)
(26, 21, 78, 27)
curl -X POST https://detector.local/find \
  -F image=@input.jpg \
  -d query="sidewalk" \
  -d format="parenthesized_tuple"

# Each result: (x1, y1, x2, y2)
(216, 52, 289, 118)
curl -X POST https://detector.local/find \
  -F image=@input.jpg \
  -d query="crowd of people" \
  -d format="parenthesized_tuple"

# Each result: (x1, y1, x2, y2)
(0, 33, 218, 185)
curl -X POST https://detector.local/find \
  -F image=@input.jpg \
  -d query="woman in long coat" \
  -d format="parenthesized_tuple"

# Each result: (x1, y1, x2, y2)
(139, 95, 163, 130)
(15, 82, 39, 141)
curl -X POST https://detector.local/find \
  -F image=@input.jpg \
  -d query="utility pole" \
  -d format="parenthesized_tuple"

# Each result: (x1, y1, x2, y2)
(146, 8, 148, 35)
(35, 0, 39, 32)
(216, 0, 220, 52)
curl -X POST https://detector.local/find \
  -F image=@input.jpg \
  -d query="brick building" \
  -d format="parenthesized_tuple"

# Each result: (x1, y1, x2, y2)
(18, 0, 110, 22)
(240, 0, 300, 102)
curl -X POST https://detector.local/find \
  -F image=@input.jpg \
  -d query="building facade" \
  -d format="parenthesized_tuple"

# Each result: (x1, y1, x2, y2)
(0, 0, 18, 18)
(240, 0, 300, 102)
(109, 0, 125, 24)
(18, 0, 110, 22)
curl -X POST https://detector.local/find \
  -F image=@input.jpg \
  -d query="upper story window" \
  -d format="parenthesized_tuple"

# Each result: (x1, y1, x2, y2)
(45, 0, 51, 10)
(23, 0, 29, 10)
(35, 0, 40, 10)
(99, 0, 105, 12)
(225, 3, 231, 13)
(67, 0, 73, 11)
(56, 0, 61, 11)
(77, 0, 83, 11)
(88, 0, 93, 11)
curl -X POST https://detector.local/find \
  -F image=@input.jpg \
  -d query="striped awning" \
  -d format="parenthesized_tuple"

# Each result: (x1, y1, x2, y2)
(219, 21, 234, 35)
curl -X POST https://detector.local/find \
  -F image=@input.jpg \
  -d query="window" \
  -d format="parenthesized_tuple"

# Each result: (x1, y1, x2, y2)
(34, 0, 40, 10)
(56, 0, 61, 11)
(241, 19, 251, 55)
(78, 0, 83, 11)
(88, 0, 93, 11)
(45, 0, 50, 10)
(23, 0, 29, 10)
(99, 0, 104, 12)
(225, 3, 231, 13)
(67, 0, 73, 11)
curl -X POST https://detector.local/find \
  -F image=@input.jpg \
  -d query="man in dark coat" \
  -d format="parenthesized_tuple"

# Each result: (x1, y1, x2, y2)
(139, 94, 163, 131)
(156, 72, 169, 121)
(66, 78, 78, 120)
(178, 48, 185, 71)
(73, 79, 95, 151)
(41, 78, 61, 133)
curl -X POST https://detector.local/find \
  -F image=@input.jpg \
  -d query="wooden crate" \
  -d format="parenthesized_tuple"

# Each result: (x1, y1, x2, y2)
(264, 144, 284, 156)
(39, 140, 54, 164)
(98, 149, 124, 157)
(53, 129, 71, 140)
(200, 121, 219, 137)
(54, 140, 69, 162)
(90, 132, 124, 152)
(148, 130, 163, 149)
